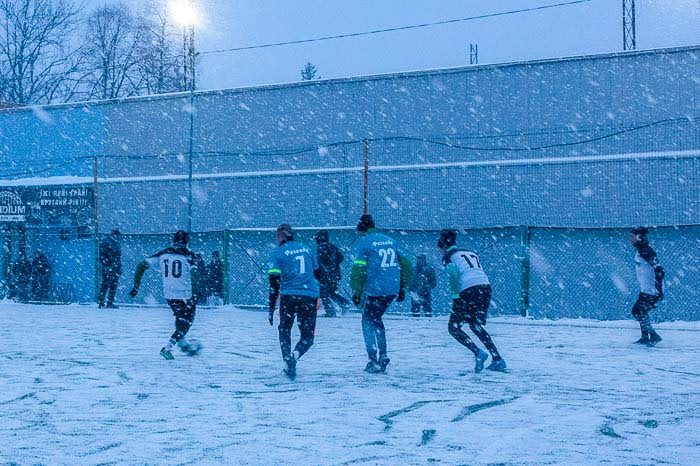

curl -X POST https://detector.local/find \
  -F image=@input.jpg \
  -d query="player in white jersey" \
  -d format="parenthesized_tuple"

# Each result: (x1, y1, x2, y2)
(438, 229, 506, 373)
(629, 227, 664, 347)
(129, 230, 201, 360)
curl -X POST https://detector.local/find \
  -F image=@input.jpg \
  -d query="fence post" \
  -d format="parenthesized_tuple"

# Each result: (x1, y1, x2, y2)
(223, 229, 230, 305)
(363, 138, 369, 214)
(519, 226, 531, 317)
(93, 155, 100, 304)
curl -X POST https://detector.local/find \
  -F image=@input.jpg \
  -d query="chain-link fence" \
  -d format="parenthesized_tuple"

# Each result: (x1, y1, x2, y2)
(2, 225, 698, 321)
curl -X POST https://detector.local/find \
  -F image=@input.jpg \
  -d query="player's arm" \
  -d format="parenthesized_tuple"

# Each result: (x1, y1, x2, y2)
(396, 252, 413, 302)
(130, 260, 150, 297)
(268, 271, 281, 325)
(445, 263, 461, 299)
(639, 246, 665, 297)
(350, 258, 367, 305)
(268, 251, 282, 325)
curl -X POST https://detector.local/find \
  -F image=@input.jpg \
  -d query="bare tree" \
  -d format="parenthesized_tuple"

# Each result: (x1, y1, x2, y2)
(0, 0, 81, 104)
(79, 3, 147, 100)
(137, 3, 185, 95)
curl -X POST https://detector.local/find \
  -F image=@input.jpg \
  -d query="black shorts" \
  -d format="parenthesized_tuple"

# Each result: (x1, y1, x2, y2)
(631, 293, 659, 319)
(167, 299, 196, 320)
(452, 285, 491, 325)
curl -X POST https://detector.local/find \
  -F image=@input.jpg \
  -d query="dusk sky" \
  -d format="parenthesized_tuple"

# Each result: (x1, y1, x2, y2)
(85, 0, 700, 90)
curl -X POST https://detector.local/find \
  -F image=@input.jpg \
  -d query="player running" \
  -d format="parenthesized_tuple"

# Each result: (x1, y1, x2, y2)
(129, 230, 201, 360)
(268, 224, 321, 380)
(438, 229, 506, 373)
(629, 227, 664, 346)
(350, 214, 411, 373)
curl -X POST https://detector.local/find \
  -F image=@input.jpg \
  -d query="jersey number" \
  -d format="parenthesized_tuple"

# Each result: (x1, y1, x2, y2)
(379, 248, 397, 268)
(460, 253, 481, 269)
(295, 255, 306, 274)
(163, 259, 182, 278)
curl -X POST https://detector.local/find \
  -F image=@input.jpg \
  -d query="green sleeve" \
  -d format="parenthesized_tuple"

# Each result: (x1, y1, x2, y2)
(446, 263, 461, 299)
(350, 264, 367, 296)
(133, 261, 150, 290)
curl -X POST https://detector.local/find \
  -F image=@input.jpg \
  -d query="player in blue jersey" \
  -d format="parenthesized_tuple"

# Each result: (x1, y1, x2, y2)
(350, 214, 412, 373)
(268, 224, 321, 380)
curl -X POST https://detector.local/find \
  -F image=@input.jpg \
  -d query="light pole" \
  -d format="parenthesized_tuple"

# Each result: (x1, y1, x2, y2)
(170, 0, 198, 232)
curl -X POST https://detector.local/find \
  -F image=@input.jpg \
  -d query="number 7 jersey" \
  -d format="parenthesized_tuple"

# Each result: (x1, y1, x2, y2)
(443, 246, 489, 297)
(268, 241, 320, 298)
(145, 247, 198, 300)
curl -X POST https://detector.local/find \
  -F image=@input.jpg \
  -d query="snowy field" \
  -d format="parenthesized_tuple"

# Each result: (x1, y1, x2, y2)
(1, 303, 699, 465)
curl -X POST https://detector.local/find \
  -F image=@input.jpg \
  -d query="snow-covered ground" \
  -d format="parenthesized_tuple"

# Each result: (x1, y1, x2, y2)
(1, 303, 699, 465)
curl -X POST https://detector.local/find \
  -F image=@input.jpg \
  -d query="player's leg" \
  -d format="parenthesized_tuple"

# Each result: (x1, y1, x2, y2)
(106, 273, 118, 308)
(277, 295, 296, 361)
(98, 275, 109, 308)
(330, 282, 351, 310)
(410, 296, 421, 317)
(294, 296, 318, 359)
(637, 293, 662, 346)
(361, 296, 384, 370)
(448, 295, 488, 373)
(423, 294, 433, 318)
(631, 294, 650, 343)
(320, 283, 335, 317)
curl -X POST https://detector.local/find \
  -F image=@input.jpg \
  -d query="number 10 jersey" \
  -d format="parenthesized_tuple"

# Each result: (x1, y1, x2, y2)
(146, 247, 198, 300)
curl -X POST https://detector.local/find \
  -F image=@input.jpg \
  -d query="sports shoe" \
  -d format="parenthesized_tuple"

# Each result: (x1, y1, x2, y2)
(365, 360, 382, 373)
(633, 337, 650, 345)
(378, 356, 390, 373)
(283, 355, 297, 380)
(474, 350, 488, 373)
(486, 359, 507, 372)
(160, 347, 174, 360)
(646, 333, 662, 347)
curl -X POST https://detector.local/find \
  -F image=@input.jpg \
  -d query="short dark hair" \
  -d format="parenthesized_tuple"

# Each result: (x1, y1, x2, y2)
(357, 214, 375, 232)
(437, 229, 457, 248)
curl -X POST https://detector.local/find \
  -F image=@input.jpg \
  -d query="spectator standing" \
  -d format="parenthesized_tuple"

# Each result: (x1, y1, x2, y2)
(314, 230, 350, 317)
(98, 229, 122, 308)
(207, 250, 224, 306)
(409, 254, 436, 317)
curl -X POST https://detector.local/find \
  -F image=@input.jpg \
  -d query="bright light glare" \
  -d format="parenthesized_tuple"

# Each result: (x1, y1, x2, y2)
(169, 0, 198, 27)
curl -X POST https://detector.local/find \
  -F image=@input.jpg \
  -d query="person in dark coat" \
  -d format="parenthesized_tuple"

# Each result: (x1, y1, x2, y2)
(194, 252, 208, 306)
(98, 229, 122, 308)
(31, 251, 51, 302)
(314, 229, 350, 317)
(11, 252, 32, 302)
(207, 250, 224, 306)
(410, 253, 437, 317)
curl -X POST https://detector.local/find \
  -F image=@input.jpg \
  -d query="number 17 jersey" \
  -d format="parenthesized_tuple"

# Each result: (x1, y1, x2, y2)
(146, 246, 198, 300)
(444, 247, 489, 293)
(268, 241, 320, 298)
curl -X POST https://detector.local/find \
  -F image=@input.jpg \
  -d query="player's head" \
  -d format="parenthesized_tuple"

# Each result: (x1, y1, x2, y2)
(174, 229, 189, 247)
(314, 230, 329, 244)
(111, 229, 121, 239)
(437, 229, 457, 253)
(630, 227, 649, 246)
(357, 214, 375, 235)
(277, 223, 294, 244)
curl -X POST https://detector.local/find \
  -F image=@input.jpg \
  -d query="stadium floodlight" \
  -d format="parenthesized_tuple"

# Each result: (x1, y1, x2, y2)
(169, 0, 198, 27)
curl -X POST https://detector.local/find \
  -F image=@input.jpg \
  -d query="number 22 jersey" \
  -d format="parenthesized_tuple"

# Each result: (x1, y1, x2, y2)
(146, 247, 198, 300)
